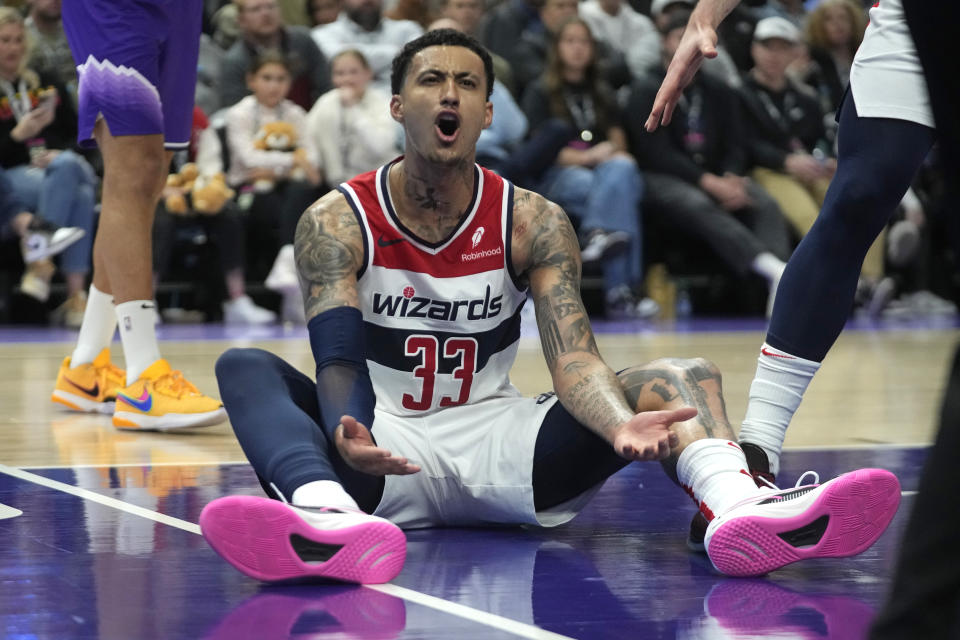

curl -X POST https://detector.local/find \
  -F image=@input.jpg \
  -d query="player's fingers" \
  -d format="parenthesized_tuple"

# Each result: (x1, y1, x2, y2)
(664, 406, 699, 424)
(668, 431, 680, 448)
(658, 437, 671, 459)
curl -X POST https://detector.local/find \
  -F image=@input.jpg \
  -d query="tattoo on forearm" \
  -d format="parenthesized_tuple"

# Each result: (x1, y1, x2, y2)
(536, 295, 563, 367)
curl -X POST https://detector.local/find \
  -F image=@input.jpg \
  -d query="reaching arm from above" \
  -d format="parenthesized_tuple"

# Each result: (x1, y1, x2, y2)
(644, 0, 742, 131)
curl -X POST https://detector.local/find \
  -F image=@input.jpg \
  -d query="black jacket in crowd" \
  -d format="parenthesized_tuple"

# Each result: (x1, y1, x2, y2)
(624, 67, 749, 185)
(738, 73, 831, 172)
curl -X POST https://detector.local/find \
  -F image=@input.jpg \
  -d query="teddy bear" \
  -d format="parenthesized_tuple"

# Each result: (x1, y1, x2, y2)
(250, 121, 308, 192)
(191, 173, 236, 215)
(163, 163, 200, 214)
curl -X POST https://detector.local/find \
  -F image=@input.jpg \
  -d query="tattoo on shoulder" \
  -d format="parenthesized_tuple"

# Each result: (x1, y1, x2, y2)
(294, 192, 363, 319)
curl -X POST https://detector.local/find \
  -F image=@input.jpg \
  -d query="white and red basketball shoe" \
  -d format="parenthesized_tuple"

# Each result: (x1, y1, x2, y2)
(200, 495, 406, 584)
(705, 468, 901, 577)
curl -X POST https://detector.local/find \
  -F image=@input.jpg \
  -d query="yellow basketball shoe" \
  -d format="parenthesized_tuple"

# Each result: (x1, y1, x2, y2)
(113, 359, 227, 431)
(51, 348, 127, 414)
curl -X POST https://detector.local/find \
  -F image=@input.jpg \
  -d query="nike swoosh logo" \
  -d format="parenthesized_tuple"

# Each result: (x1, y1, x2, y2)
(66, 377, 99, 397)
(377, 234, 405, 247)
(761, 347, 796, 359)
(118, 388, 153, 412)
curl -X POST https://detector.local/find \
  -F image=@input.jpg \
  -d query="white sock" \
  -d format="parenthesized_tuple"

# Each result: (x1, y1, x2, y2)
(71, 284, 117, 365)
(115, 300, 163, 384)
(291, 480, 360, 510)
(677, 439, 766, 520)
(739, 343, 821, 476)
(750, 251, 786, 283)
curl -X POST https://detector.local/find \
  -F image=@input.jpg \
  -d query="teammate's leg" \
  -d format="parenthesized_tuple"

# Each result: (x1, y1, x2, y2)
(200, 347, 404, 584)
(739, 94, 937, 476)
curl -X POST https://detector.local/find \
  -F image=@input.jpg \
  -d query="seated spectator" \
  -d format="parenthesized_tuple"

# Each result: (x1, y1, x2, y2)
(751, 0, 807, 28)
(522, 18, 656, 319)
(305, 49, 400, 186)
(223, 53, 322, 324)
(152, 107, 276, 326)
(0, 7, 95, 325)
(385, 0, 435, 29)
(219, 0, 331, 112)
(799, 0, 867, 118)
(307, 0, 341, 26)
(310, 0, 423, 96)
(438, 0, 516, 93)
(740, 20, 840, 241)
(427, 18, 528, 174)
(24, 0, 77, 106)
(578, 0, 660, 84)
(0, 166, 86, 309)
(511, 0, 630, 99)
(625, 12, 794, 315)
(478, 0, 541, 73)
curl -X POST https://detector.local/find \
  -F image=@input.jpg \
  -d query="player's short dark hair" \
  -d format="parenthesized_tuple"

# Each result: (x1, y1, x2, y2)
(390, 29, 495, 99)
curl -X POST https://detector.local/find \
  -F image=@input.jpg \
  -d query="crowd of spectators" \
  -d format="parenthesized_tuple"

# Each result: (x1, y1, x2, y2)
(1, 0, 955, 326)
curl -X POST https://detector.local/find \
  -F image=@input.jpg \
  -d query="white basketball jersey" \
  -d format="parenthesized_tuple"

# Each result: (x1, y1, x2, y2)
(850, 0, 934, 128)
(339, 160, 528, 418)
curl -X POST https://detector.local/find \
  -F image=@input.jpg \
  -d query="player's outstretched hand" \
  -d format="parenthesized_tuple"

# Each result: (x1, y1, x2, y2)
(612, 406, 698, 461)
(644, 22, 719, 132)
(335, 415, 421, 476)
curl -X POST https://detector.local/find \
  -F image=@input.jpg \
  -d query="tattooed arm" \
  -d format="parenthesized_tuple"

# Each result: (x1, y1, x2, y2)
(295, 190, 419, 476)
(513, 188, 636, 441)
(294, 190, 364, 320)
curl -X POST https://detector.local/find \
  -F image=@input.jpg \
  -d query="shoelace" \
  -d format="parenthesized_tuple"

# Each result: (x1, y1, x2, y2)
(155, 369, 200, 398)
(757, 470, 821, 492)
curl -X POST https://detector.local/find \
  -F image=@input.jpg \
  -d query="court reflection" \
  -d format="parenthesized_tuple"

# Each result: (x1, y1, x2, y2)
(204, 586, 407, 640)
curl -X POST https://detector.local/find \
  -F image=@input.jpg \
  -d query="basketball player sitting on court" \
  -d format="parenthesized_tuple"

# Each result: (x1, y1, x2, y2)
(199, 30, 901, 584)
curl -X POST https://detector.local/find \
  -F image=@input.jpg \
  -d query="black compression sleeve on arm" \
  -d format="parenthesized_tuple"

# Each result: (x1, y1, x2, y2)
(308, 306, 376, 440)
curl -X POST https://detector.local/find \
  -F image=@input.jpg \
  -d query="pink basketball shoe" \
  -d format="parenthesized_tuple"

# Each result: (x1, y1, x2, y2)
(200, 495, 406, 584)
(705, 468, 901, 577)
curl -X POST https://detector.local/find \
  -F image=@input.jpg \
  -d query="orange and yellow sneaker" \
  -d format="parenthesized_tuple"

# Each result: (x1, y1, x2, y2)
(51, 348, 127, 414)
(113, 359, 227, 431)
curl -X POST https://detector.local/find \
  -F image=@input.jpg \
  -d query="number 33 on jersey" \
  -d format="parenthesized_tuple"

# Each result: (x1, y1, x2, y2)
(340, 161, 528, 416)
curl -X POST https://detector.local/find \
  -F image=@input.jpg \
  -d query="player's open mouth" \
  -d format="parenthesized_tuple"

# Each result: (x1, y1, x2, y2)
(435, 112, 460, 143)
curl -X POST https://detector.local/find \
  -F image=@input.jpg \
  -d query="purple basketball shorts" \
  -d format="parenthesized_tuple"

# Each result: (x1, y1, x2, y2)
(62, 0, 202, 149)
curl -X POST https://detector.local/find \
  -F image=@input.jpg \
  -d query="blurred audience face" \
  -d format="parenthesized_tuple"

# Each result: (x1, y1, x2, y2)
(751, 38, 797, 81)
(556, 20, 593, 76)
(247, 61, 292, 107)
(309, 0, 341, 25)
(28, 0, 62, 21)
(0, 19, 26, 80)
(237, 0, 282, 40)
(540, 0, 578, 35)
(343, 0, 383, 31)
(331, 51, 372, 94)
(428, 17, 464, 32)
(661, 25, 683, 63)
(442, 0, 483, 36)
(822, 4, 853, 48)
(596, 0, 622, 16)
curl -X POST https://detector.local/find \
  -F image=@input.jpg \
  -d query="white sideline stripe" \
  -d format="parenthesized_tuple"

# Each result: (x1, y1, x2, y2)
(368, 584, 574, 640)
(784, 443, 931, 451)
(0, 463, 575, 640)
(23, 461, 249, 470)
(0, 463, 201, 535)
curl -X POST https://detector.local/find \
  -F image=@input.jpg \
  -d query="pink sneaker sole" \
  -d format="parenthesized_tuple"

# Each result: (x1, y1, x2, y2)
(199, 496, 406, 584)
(707, 468, 901, 577)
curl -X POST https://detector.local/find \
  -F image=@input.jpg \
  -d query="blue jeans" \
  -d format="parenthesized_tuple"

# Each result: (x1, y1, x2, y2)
(7, 150, 97, 274)
(539, 155, 644, 292)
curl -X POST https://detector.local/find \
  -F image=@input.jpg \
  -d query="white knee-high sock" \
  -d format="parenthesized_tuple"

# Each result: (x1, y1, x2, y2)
(291, 480, 360, 510)
(739, 343, 821, 475)
(71, 284, 117, 365)
(677, 439, 767, 520)
(115, 300, 162, 384)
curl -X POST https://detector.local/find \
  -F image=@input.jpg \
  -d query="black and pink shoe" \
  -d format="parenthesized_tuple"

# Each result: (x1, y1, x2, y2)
(200, 495, 406, 584)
